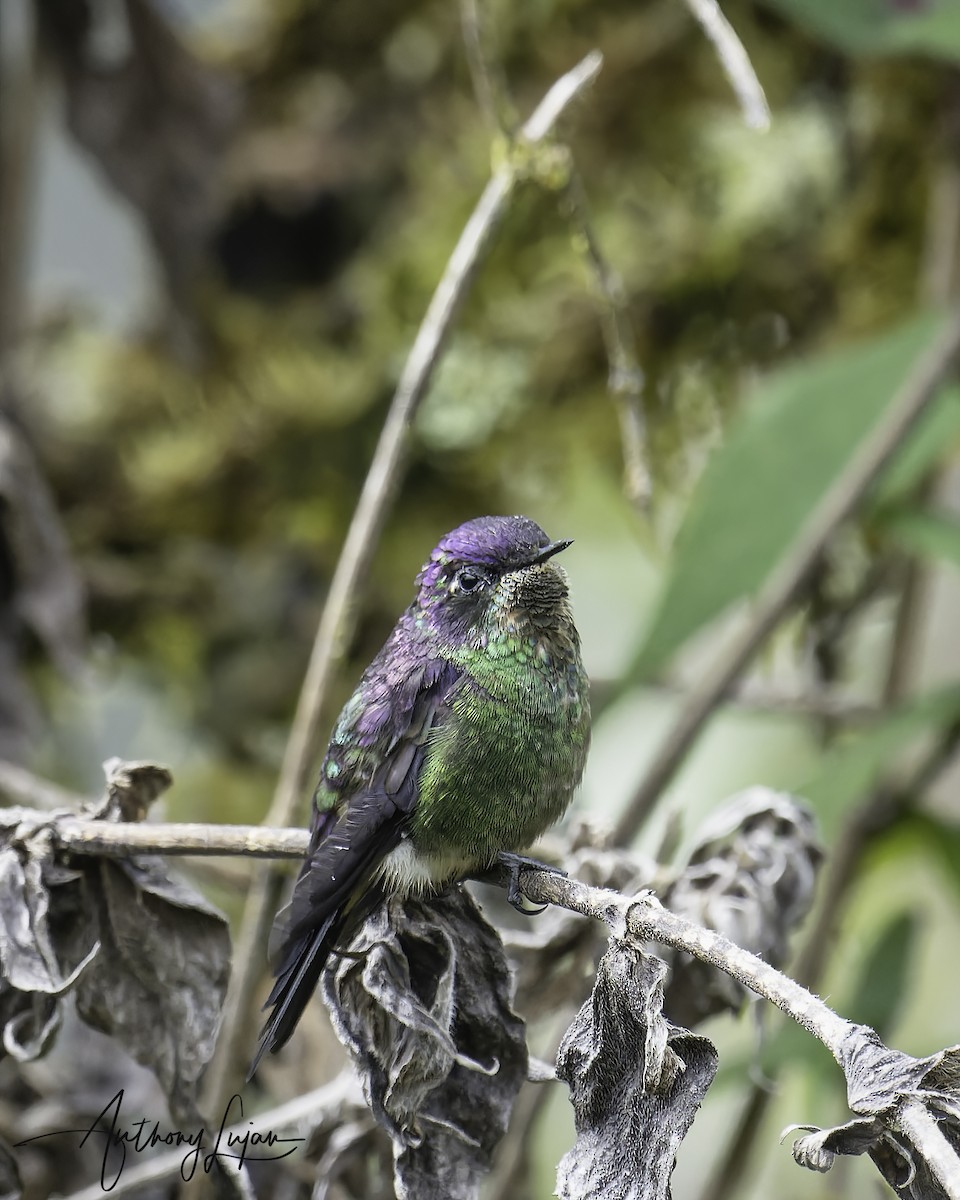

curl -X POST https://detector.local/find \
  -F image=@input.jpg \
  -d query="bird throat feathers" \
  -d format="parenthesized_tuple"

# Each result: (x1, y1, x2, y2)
(423, 560, 575, 651)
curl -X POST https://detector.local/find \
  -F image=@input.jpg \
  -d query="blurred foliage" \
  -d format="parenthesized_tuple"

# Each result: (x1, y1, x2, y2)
(5, 0, 960, 1196)
(634, 311, 953, 675)
(763, 0, 960, 60)
(22, 0, 956, 777)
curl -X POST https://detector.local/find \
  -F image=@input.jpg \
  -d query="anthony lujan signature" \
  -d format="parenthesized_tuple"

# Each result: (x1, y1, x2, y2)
(15, 1089, 304, 1191)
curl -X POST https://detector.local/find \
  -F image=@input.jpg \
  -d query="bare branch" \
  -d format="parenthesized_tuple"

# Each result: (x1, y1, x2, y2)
(0, 758, 89, 811)
(681, 0, 770, 131)
(12, 806, 844, 1054)
(209, 49, 605, 1116)
(562, 170, 651, 508)
(459, 0, 516, 135)
(616, 305, 960, 843)
(52, 817, 308, 859)
(10, 803, 960, 1195)
(0, 0, 39, 354)
(514, 870, 852, 1055)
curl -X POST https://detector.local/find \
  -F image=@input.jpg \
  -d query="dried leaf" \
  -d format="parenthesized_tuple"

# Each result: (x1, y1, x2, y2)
(0, 810, 88, 1061)
(788, 1032, 960, 1197)
(556, 941, 717, 1200)
(661, 788, 821, 1027)
(90, 757, 173, 822)
(70, 855, 230, 1124)
(323, 887, 528, 1200)
(0, 798, 230, 1131)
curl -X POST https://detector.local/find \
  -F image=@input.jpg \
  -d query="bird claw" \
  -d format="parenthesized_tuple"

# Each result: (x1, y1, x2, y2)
(497, 852, 566, 916)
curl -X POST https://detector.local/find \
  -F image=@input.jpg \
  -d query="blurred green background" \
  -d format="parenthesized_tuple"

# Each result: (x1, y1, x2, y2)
(3, 0, 960, 1197)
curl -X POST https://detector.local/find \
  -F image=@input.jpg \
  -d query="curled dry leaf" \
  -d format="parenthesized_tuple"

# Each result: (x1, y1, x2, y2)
(0, 786, 230, 1130)
(322, 886, 528, 1200)
(555, 940, 717, 1200)
(68, 854, 231, 1126)
(88, 757, 174, 822)
(787, 1033, 960, 1198)
(661, 788, 821, 1027)
(0, 809, 86, 1061)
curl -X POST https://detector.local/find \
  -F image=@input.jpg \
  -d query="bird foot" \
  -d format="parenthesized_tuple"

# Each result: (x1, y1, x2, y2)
(497, 852, 566, 916)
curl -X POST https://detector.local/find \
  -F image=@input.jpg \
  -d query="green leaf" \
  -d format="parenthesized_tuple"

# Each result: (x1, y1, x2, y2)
(904, 813, 960, 903)
(798, 686, 960, 840)
(881, 508, 960, 571)
(844, 911, 917, 1039)
(763, 0, 960, 62)
(872, 386, 960, 505)
(635, 311, 950, 677)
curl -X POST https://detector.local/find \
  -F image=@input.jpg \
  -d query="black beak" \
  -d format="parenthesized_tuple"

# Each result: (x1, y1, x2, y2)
(528, 538, 573, 566)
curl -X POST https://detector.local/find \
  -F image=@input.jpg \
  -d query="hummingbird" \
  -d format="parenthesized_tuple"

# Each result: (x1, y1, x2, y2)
(250, 514, 590, 1074)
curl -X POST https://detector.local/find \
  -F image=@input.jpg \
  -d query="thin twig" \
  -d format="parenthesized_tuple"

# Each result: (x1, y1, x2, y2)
(615, 306, 960, 844)
(562, 170, 651, 507)
(460, 1, 650, 508)
(681, 0, 770, 131)
(459, 0, 516, 135)
(0, 0, 39, 355)
(205, 50, 605, 1116)
(0, 758, 89, 810)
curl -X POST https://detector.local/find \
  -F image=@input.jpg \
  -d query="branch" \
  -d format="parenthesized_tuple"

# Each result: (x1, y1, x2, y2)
(513, 869, 850, 1053)
(681, 0, 770, 131)
(32, 810, 837, 1054)
(208, 49, 605, 1115)
(561, 170, 651, 508)
(0, 758, 89, 811)
(53, 817, 308, 859)
(615, 305, 960, 843)
(12, 805, 959, 1194)
(0, 0, 40, 355)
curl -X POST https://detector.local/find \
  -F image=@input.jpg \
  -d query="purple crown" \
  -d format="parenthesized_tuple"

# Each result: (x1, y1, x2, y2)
(416, 515, 555, 595)
(432, 515, 551, 568)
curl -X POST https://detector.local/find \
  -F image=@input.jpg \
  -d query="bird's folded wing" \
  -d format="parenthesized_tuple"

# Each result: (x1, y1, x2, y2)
(268, 657, 463, 964)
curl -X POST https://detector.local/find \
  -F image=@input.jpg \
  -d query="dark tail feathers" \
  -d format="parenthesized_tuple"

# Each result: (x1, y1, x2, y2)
(247, 910, 342, 1080)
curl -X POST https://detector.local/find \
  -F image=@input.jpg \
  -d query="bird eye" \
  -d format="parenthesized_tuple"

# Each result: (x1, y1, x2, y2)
(455, 568, 483, 594)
